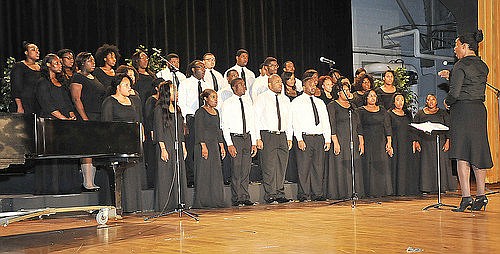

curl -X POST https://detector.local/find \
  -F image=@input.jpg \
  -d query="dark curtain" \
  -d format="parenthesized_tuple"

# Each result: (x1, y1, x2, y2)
(0, 0, 353, 78)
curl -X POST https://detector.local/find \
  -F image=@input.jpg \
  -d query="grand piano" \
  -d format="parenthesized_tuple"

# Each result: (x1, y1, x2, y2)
(0, 113, 143, 225)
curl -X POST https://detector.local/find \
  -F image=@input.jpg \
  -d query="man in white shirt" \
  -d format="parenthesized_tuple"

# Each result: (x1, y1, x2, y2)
(291, 74, 331, 202)
(224, 49, 256, 98)
(254, 74, 293, 204)
(178, 60, 208, 187)
(156, 53, 187, 88)
(220, 77, 258, 206)
(251, 57, 279, 102)
(283, 60, 303, 92)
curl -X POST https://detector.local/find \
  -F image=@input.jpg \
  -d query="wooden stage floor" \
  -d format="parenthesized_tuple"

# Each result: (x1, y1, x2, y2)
(1, 185, 499, 253)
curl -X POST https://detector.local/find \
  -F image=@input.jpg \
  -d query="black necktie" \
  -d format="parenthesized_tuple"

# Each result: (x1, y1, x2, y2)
(310, 97, 319, 125)
(210, 70, 219, 91)
(172, 71, 180, 88)
(239, 97, 247, 134)
(241, 69, 246, 84)
(198, 80, 203, 108)
(276, 94, 281, 131)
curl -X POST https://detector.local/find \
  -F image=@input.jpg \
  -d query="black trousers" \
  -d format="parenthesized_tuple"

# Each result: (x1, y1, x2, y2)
(230, 134, 252, 202)
(296, 135, 325, 199)
(260, 131, 289, 200)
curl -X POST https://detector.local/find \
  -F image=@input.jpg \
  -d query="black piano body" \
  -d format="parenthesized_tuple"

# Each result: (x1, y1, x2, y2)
(0, 113, 143, 214)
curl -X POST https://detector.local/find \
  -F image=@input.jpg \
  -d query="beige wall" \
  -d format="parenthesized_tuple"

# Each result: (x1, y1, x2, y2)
(478, 0, 500, 183)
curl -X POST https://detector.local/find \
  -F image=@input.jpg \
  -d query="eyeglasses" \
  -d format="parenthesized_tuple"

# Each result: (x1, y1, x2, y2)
(268, 64, 279, 68)
(204, 57, 215, 61)
(62, 56, 74, 60)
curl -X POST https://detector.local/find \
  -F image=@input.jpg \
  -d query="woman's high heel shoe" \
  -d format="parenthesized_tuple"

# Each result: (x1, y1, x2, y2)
(452, 197, 473, 212)
(472, 195, 488, 211)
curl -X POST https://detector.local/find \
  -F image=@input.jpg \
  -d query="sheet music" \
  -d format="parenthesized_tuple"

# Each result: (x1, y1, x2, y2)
(410, 121, 449, 134)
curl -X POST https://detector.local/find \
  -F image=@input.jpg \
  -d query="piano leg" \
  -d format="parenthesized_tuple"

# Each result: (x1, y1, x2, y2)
(112, 162, 123, 216)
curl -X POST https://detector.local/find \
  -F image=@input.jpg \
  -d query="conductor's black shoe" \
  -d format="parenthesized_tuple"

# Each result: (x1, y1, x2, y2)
(81, 185, 99, 192)
(241, 200, 255, 206)
(276, 197, 292, 203)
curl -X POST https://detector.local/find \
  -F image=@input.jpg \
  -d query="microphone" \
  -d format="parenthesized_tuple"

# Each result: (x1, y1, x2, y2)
(319, 57, 335, 65)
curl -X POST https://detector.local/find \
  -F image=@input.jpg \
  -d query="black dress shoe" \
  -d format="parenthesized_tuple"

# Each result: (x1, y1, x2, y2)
(472, 195, 488, 211)
(452, 197, 473, 212)
(276, 197, 291, 203)
(81, 185, 99, 192)
(313, 196, 327, 201)
(232, 201, 241, 206)
(241, 200, 255, 206)
(265, 198, 277, 204)
(298, 197, 308, 202)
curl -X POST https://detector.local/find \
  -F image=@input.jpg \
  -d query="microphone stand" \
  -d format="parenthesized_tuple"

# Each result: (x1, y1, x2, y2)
(330, 91, 359, 208)
(145, 54, 199, 222)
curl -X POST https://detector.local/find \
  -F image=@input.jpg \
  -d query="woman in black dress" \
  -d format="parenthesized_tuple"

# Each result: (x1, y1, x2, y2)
(357, 89, 393, 197)
(318, 75, 335, 104)
(70, 52, 107, 191)
(102, 74, 143, 213)
(375, 70, 397, 110)
(413, 94, 456, 194)
(57, 49, 75, 87)
(388, 93, 419, 196)
(192, 89, 227, 208)
(351, 74, 374, 108)
(10, 41, 41, 114)
(131, 50, 155, 107)
(153, 80, 188, 212)
(93, 44, 120, 90)
(326, 83, 365, 200)
(281, 71, 301, 183)
(34, 53, 79, 194)
(439, 30, 493, 212)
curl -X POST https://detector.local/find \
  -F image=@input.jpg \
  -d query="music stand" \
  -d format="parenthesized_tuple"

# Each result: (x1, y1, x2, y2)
(410, 122, 457, 210)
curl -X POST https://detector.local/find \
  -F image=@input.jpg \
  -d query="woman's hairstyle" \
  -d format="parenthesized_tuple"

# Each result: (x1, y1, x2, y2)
(94, 44, 120, 67)
(57, 49, 76, 72)
(75, 52, 93, 71)
(22, 41, 35, 52)
(131, 50, 155, 77)
(116, 65, 139, 84)
(354, 73, 374, 91)
(108, 73, 132, 96)
(156, 80, 181, 126)
(318, 75, 334, 89)
(355, 67, 366, 76)
(362, 89, 378, 106)
(40, 53, 64, 83)
(390, 92, 405, 109)
(458, 29, 484, 53)
(332, 83, 349, 100)
(383, 70, 398, 86)
(201, 89, 216, 105)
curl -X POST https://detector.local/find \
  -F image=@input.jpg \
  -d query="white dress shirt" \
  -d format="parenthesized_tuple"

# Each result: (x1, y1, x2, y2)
(224, 65, 256, 95)
(156, 68, 187, 85)
(290, 93, 331, 143)
(178, 76, 210, 119)
(220, 94, 258, 146)
(254, 90, 293, 141)
(295, 78, 303, 92)
(204, 68, 228, 92)
(251, 75, 269, 102)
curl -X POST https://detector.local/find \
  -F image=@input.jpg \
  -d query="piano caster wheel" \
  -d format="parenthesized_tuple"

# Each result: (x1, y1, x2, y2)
(96, 209, 109, 225)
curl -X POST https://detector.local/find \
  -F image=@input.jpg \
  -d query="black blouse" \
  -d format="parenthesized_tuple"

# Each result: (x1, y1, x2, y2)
(36, 77, 74, 118)
(446, 56, 488, 105)
(375, 87, 396, 110)
(71, 73, 107, 114)
(10, 62, 41, 113)
(134, 73, 155, 106)
(101, 96, 140, 122)
(93, 67, 115, 90)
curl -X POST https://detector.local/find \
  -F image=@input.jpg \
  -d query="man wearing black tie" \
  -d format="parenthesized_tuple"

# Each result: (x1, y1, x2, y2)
(203, 53, 227, 92)
(156, 53, 187, 87)
(224, 49, 256, 98)
(221, 78, 258, 206)
(254, 74, 293, 204)
(291, 73, 331, 202)
(178, 60, 209, 186)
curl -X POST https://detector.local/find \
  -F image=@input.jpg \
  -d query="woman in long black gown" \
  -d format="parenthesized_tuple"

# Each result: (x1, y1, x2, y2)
(192, 89, 227, 208)
(357, 89, 393, 197)
(153, 81, 188, 212)
(326, 83, 365, 200)
(57, 49, 75, 87)
(375, 70, 397, 110)
(413, 94, 456, 193)
(70, 52, 107, 191)
(131, 50, 155, 107)
(34, 54, 79, 194)
(351, 74, 374, 108)
(388, 93, 419, 196)
(102, 74, 143, 213)
(10, 41, 41, 114)
(93, 44, 120, 90)
(281, 71, 301, 183)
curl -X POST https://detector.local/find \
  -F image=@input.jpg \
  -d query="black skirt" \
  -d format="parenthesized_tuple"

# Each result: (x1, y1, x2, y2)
(449, 100, 493, 169)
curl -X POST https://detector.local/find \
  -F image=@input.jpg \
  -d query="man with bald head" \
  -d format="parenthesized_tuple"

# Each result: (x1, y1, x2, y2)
(254, 74, 293, 204)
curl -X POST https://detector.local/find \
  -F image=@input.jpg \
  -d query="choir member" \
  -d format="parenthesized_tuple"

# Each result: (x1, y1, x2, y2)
(351, 74, 374, 108)
(192, 89, 227, 208)
(388, 93, 419, 196)
(357, 89, 393, 197)
(282, 71, 301, 101)
(56, 49, 75, 86)
(318, 75, 335, 104)
(203, 53, 228, 92)
(34, 53, 79, 194)
(224, 49, 256, 98)
(101, 74, 143, 213)
(70, 52, 106, 191)
(326, 83, 365, 200)
(131, 50, 155, 106)
(283, 60, 303, 92)
(221, 78, 258, 206)
(10, 41, 41, 114)
(291, 74, 331, 202)
(156, 53, 187, 88)
(153, 80, 188, 212)
(351, 67, 367, 92)
(375, 70, 397, 110)
(93, 44, 120, 89)
(251, 57, 279, 101)
(254, 74, 293, 204)
(413, 94, 456, 194)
